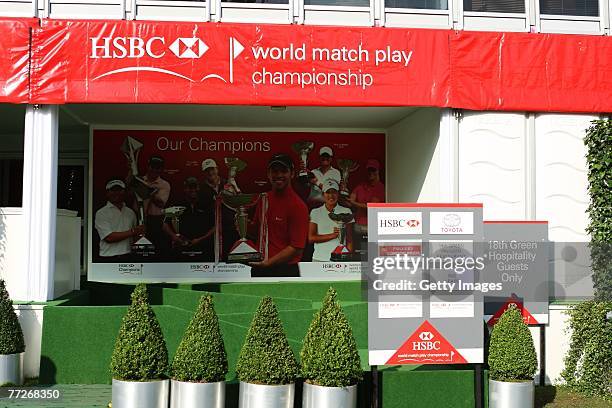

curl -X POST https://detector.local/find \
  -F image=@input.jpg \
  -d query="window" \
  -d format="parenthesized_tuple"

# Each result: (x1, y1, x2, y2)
(539, 0, 598, 16)
(464, 0, 525, 13)
(0, 160, 23, 207)
(224, 0, 289, 4)
(306, 0, 369, 6)
(386, 0, 447, 9)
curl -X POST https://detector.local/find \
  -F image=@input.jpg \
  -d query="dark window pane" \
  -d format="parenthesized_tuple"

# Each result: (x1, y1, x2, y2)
(224, 0, 288, 3)
(540, 0, 598, 16)
(0, 160, 23, 207)
(386, 0, 447, 9)
(306, 0, 369, 6)
(464, 0, 525, 13)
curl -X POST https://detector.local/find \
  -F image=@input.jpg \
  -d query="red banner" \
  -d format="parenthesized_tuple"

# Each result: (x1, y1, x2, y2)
(450, 31, 612, 112)
(0, 17, 610, 112)
(30, 20, 451, 106)
(0, 18, 36, 103)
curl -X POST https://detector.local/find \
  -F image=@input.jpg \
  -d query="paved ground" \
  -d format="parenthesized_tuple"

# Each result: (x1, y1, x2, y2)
(0, 385, 111, 408)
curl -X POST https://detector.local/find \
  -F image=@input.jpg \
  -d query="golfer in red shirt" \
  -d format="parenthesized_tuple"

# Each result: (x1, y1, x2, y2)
(249, 153, 309, 277)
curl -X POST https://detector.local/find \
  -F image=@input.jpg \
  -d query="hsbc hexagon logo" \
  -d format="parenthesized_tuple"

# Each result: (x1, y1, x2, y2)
(90, 35, 245, 84)
(169, 38, 209, 59)
(377, 212, 423, 235)
(90, 36, 209, 59)
(419, 331, 434, 341)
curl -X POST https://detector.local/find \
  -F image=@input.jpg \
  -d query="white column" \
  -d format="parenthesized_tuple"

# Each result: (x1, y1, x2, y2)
(22, 105, 59, 302)
(438, 109, 459, 202)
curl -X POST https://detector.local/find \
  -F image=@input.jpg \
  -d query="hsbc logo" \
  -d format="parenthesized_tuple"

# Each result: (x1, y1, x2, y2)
(377, 212, 422, 235)
(90, 36, 209, 59)
(90, 36, 245, 84)
(413, 330, 440, 351)
(419, 331, 434, 341)
(169, 38, 209, 59)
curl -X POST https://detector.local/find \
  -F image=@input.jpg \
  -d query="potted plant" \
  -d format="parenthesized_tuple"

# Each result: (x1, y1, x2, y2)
(110, 284, 169, 408)
(300, 287, 362, 408)
(0, 280, 25, 386)
(236, 296, 299, 408)
(170, 294, 227, 408)
(488, 304, 538, 408)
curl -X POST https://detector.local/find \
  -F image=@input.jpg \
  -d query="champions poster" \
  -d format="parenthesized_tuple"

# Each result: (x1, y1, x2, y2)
(89, 129, 385, 282)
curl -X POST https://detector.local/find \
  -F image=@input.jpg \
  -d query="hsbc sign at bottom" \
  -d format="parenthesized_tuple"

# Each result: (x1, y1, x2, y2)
(90, 37, 209, 59)
(386, 321, 467, 364)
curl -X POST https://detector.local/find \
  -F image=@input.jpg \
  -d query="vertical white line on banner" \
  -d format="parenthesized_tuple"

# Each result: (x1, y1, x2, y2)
(22, 105, 58, 302)
(526, 113, 536, 220)
(229, 38, 234, 84)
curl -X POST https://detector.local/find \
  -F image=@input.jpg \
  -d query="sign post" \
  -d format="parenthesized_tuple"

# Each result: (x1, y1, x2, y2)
(366, 203, 485, 366)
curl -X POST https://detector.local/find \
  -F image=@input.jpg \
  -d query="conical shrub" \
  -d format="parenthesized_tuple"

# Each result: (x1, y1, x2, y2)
(110, 284, 168, 381)
(0, 280, 25, 355)
(488, 304, 537, 382)
(300, 287, 362, 387)
(172, 294, 228, 382)
(235, 296, 298, 385)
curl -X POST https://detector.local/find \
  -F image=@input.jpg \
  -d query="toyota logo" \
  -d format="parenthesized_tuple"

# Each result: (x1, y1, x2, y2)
(443, 213, 462, 227)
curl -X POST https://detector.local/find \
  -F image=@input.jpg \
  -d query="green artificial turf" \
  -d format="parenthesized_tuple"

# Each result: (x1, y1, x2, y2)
(40, 283, 364, 384)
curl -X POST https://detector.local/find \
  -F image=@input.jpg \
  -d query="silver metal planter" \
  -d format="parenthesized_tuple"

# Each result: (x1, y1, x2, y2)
(238, 381, 294, 408)
(112, 378, 169, 408)
(489, 379, 534, 408)
(302, 382, 357, 408)
(170, 379, 225, 408)
(0, 352, 24, 386)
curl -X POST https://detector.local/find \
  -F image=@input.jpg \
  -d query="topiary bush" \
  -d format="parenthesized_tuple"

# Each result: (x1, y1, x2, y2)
(110, 284, 168, 381)
(235, 296, 298, 385)
(488, 304, 537, 382)
(171, 294, 228, 383)
(0, 280, 25, 355)
(300, 287, 362, 387)
(561, 300, 612, 399)
(584, 119, 612, 301)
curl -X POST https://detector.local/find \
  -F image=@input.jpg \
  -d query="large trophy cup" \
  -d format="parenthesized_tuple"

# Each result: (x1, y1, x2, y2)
(337, 159, 359, 197)
(215, 158, 267, 263)
(220, 194, 266, 263)
(329, 212, 355, 261)
(121, 136, 156, 256)
(291, 141, 315, 181)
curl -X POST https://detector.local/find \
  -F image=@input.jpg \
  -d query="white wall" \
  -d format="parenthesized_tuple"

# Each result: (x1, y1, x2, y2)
(449, 111, 597, 384)
(458, 112, 527, 220)
(386, 108, 442, 202)
(0, 208, 81, 300)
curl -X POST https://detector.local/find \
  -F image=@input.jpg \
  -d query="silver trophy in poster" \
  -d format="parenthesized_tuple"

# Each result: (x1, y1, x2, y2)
(120, 136, 156, 255)
(219, 193, 264, 263)
(337, 159, 359, 197)
(291, 141, 315, 180)
(223, 157, 247, 195)
(162, 206, 188, 247)
(329, 212, 355, 261)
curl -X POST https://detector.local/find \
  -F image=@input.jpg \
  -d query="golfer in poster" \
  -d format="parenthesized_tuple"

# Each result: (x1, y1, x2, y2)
(248, 153, 309, 277)
(308, 179, 353, 262)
